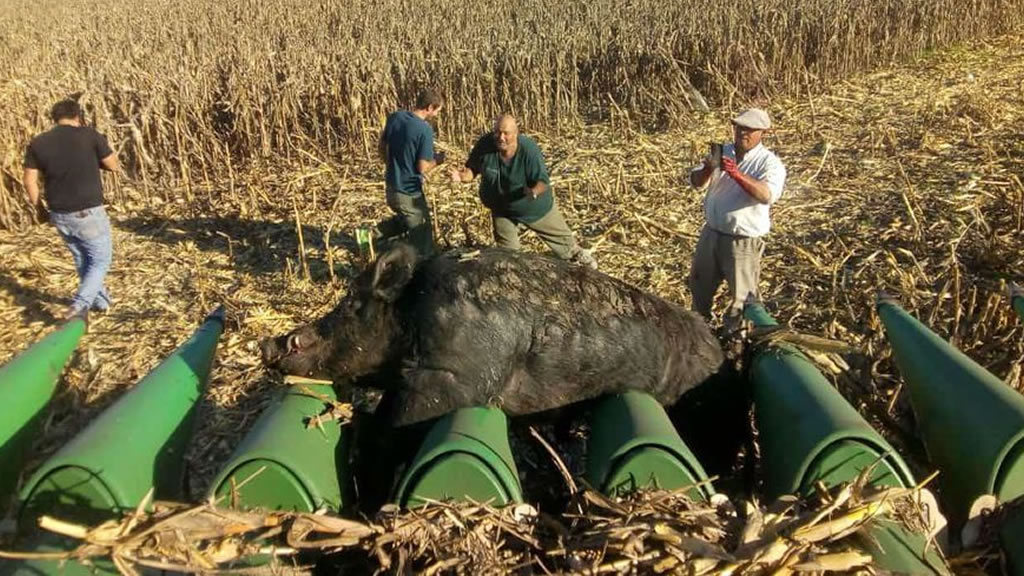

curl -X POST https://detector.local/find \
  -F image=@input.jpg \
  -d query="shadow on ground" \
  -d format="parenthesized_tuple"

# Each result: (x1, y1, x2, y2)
(116, 214, 362, 282)
(0, 272, 65, 325)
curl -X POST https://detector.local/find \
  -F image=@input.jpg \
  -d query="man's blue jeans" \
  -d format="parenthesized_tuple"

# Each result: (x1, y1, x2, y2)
(50, 206, 113, 314)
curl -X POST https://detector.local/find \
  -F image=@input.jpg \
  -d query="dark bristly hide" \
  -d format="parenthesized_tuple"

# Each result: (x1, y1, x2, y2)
(262, 244, 724, 426)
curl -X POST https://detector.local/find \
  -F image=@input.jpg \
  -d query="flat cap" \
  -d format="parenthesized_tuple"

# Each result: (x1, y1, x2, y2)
(732, 108, 772, 130)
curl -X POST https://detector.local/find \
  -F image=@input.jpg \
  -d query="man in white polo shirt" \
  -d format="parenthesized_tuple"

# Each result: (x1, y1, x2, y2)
(688, 108, 786, 329)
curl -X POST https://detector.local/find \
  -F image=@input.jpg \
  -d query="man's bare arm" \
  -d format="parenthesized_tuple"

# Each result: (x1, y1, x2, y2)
(730, 172, 772, 203)
(24, 168, 41, 206)
(722, 158, 772, 204)
(24, 167, 48, 222)
(416, 158, 438, 175)
(100, 152, 120, 173)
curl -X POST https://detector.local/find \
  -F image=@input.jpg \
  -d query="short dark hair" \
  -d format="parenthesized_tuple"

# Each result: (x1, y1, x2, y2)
(415, 88, 444, 110)
(50, 99, 83, 123)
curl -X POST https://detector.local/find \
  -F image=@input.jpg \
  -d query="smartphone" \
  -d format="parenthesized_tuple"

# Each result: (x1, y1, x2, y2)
(709, 142, 723, 169)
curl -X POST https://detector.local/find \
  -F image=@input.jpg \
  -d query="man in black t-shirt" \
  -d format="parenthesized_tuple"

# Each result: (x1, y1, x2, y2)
(24, 99, 120, 319)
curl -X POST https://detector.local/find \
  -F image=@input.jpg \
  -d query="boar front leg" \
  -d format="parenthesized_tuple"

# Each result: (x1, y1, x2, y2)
(388, 368, 481, 426)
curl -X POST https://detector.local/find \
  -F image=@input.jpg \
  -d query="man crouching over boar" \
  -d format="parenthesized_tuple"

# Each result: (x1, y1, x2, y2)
(260, 244, 724, 426)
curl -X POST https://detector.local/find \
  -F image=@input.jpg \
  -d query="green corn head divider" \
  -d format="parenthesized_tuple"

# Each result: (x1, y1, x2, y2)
(747, 302, 949, 575)
(395, 407, 522, 508)
(0, 318, 86, 515)
(745, 303, 914, 498)
(4, 307, 224, 576)
(1006, 284, 1024, 574)
(585, 391, 713, 500)
(878, 297, 1024, 574)
(18, 306, 225, 526)
(210, 384, 352, 512)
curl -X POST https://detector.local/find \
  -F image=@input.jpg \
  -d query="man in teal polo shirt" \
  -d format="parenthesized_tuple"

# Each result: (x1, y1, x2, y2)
(449, 115, 596, 269)
(377, 89, 445, 256)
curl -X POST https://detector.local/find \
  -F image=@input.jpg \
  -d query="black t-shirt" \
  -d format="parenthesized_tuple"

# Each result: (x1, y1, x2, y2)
(24, 125, 113, 212)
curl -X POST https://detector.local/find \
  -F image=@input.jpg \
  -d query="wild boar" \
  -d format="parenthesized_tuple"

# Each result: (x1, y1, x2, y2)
(261, 244, 724, 426)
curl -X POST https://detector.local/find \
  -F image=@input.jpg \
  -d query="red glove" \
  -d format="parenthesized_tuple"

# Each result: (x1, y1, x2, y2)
(721, 157, 740, 179)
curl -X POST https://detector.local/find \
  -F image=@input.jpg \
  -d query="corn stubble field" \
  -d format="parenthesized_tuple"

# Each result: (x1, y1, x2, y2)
(1, 0, 1024, 573)
(1, 0, 1022, 223)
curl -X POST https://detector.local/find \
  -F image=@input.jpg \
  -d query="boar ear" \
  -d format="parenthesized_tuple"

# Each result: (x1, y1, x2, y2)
(372, 243, 418, 302)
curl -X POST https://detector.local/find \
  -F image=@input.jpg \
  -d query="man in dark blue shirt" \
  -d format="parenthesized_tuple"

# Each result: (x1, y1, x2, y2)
(376, 89, 445, 257)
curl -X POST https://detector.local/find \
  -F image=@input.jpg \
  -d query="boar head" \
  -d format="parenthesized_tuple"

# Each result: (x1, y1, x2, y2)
(260, 244, 418, 382)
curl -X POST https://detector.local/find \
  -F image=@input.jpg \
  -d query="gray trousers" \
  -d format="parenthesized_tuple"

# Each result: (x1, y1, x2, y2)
(492, 201, 581, 260)
(689, 225, 765, 321)
(379, 188, 434, 257)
